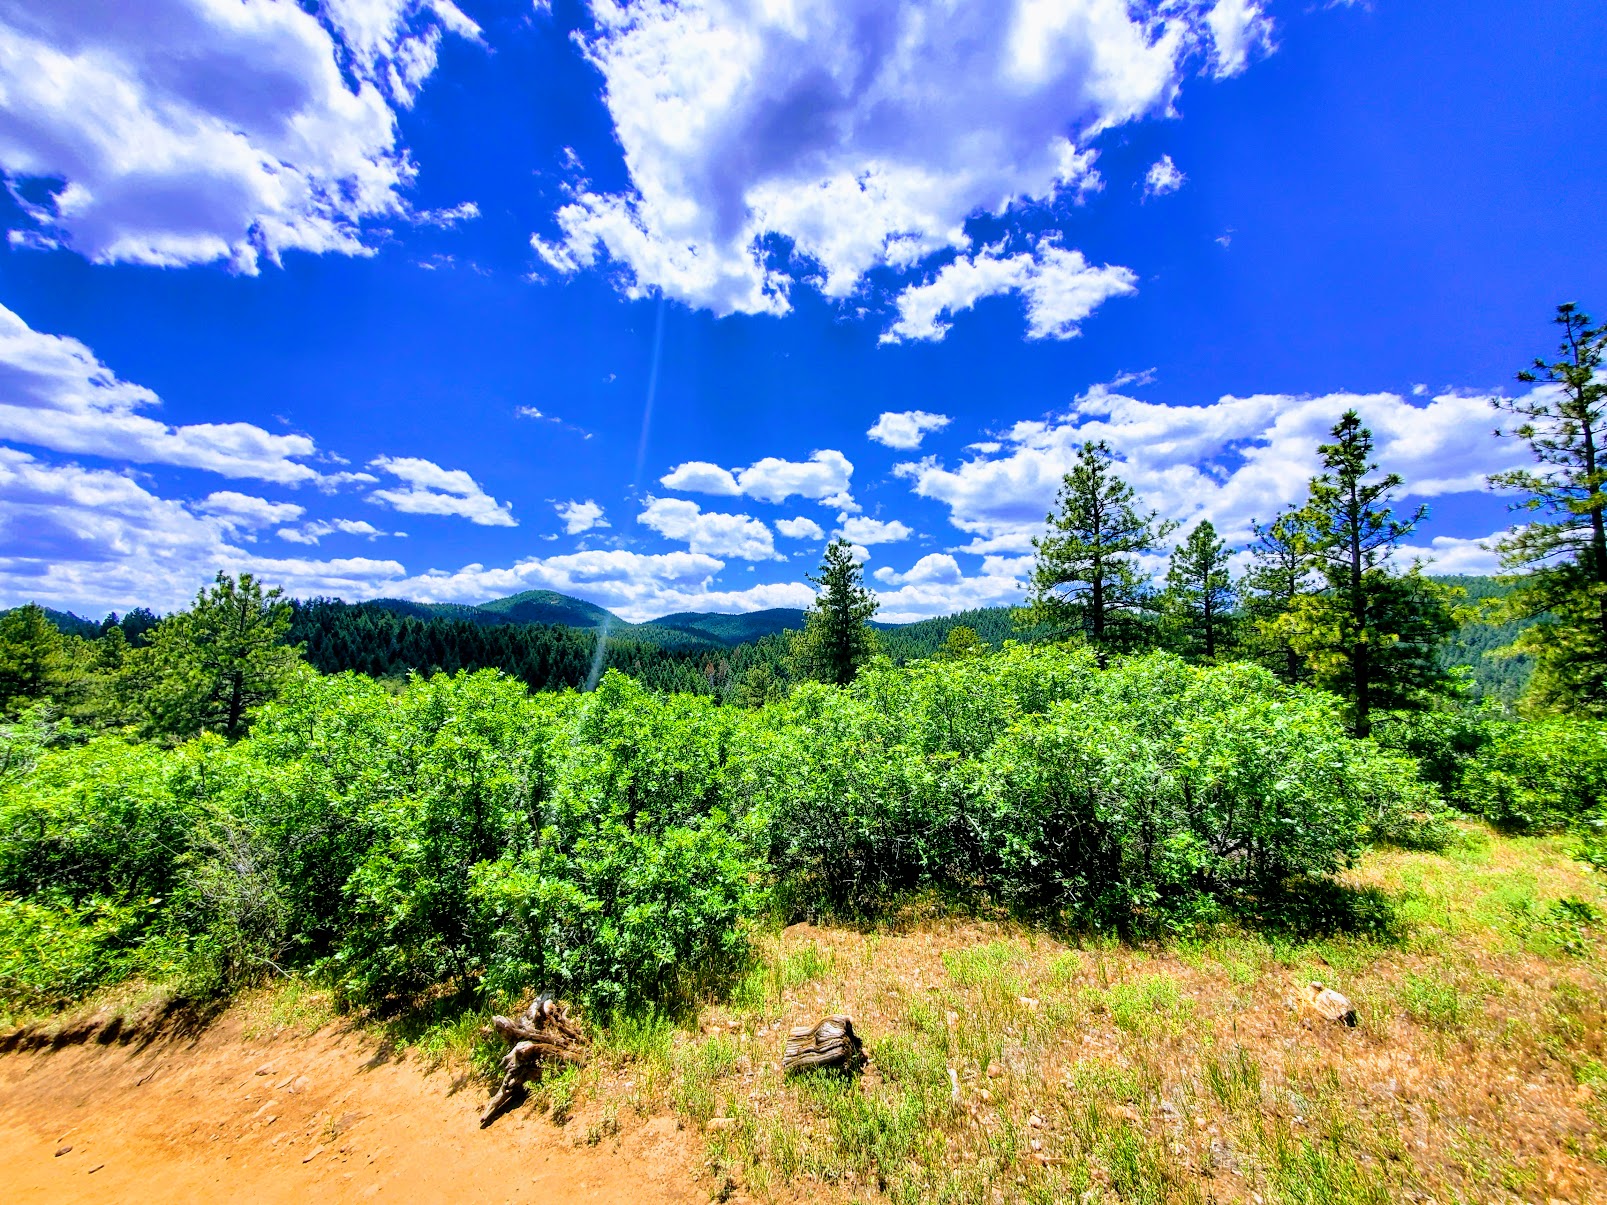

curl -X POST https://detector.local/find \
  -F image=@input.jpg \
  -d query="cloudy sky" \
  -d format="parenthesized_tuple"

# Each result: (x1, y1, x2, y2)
(0, 0, 1602, 622)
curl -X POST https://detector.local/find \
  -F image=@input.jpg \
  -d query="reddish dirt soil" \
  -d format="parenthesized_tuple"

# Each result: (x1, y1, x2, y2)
(0, 1011, 705, 1204)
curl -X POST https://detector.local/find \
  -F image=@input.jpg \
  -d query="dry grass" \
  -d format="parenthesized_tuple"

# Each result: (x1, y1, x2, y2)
(526, 823, 1607, 1205)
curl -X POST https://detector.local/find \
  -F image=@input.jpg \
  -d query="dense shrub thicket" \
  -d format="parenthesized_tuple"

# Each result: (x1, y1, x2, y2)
(0, 646, 1451, 1016)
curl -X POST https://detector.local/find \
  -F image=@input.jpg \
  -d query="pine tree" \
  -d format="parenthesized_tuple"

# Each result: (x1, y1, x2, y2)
(1240, 510, 1314, 682)
(791, 539, 879, 685)
(131, 572, 303, 739)
(1161, 520, 1235, 662)
(1487, 303, 1607, 713)
(1276, 410, 1453, 736)
(1027, 440, 1175, 660)
(0, 604, 67, 715)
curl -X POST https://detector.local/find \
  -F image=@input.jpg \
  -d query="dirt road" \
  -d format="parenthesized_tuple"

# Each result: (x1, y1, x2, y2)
(0, 1010, 705, 1204)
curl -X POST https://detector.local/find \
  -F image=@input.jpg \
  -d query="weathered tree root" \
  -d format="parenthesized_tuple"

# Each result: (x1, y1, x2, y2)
(782, 1014, 863, 1074)
(480, 993, 588, 1127)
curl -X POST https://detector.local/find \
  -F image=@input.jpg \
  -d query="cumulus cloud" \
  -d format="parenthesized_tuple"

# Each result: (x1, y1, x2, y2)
(367, 456, 516, 526)
(837, 514, 913, 545)
(1144, 154, 1186, 198)
(384, 548, 815, 623)
(0, 303, 327, 484)
(867, 410, 952, 450)
(881, 240, 1137, 343)
(0, 0, 477, 270)
(194, 491, 305, 530)
(1397, 532, 1507, 577)
(555, 498, 609, 535)
(775, 516, 825, 540)
(897, 384, 1532, 556)
(869, 552, 1028, 622)
(533, 0, 1263, 339)
(637, 496, 780, 561)
(276, 518, 393, 546)
(0, 447, 407, 613)
(660, 449, 856, 509)
(1204, 0, 1275, 77)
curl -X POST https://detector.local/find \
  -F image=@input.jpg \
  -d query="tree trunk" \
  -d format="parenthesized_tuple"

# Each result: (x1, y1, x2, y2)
(782, 1015, 863, 1073)
(480, 995, 588, 1127)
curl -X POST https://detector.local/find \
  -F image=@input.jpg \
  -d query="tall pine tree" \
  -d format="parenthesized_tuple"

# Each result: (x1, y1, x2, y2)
(1161, 520, 1235, 662)
(1276, 411, 1455, 735)
(1027, 441, 1175, 660)
(1488, 303, 1607, 714)
(1240, 510, 1314, 683)
(791, 538, 879, 685)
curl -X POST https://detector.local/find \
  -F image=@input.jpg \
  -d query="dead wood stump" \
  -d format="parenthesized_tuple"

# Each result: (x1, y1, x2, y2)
(782, 1015, 863, 1074)
(480, 993, 588, 1127)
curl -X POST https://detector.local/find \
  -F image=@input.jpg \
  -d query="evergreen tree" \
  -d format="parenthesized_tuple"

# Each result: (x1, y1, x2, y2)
(1240, 511, 1315, 683)
(0, 604, 67, 715)
(1276, 410, 1452, 735)
(790, 538, 879, 685)
(131, 572, 303, 739)
(1160, 520, 1235, 662)
(1487, 303, 1607, 714)
(1027, 441, 1175, 660)
(937, 625, 987, 660)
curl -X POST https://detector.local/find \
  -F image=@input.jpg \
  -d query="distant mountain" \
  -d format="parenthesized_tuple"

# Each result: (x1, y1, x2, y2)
(648, 608, 809, 645)
(475, 589, 624, 629)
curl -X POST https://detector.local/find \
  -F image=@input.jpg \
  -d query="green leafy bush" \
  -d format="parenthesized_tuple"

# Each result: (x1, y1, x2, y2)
(1460, 715, 1607, 834)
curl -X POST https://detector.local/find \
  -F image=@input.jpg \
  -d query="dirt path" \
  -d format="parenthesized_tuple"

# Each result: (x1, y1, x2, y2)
(0, 1011, 705, 1204)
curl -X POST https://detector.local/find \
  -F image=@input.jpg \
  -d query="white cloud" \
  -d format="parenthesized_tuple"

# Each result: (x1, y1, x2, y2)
(416, 200, 480, 227)
(0, 303, 326, 484)
(867, 410, 952, 450)
(555, 498, 609, 535)
(276, 518, 392, 546)
(383, 548, 814, 623)
(775, 516, 825, 540)
(194, 491, 306, 530)
(1400, 532, 1506, 577)
(897, 384, 1533, 556)
(0, 0, 476, 270)
(881, 239, 1137, 344)
(1143, 155, 1185, 198)
(367, 456, 516, 526)
(0, 447, 406, 614)
(869, 552, 1028, 622)
(837, 514, 913, 545)
(637, 497, 780, 561)
(533, 1, 1260, 338)
(1204, 0, 1275, 78)
(661, 449, 856, 509)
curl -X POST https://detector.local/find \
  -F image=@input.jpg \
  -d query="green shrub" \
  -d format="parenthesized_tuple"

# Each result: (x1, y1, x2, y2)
(1460, 716, 1607, 834)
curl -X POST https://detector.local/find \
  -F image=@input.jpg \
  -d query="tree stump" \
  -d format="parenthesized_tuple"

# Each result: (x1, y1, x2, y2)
(1306, 981, 1357, 1026)
(782, 1015, 863, 1074)
(480, 994, 588, 1127)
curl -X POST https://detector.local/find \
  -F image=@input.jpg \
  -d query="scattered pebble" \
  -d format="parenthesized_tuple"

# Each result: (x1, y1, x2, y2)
(302, 1145, 324, 1164)
(986, 1061, 1003, 1079)
(54, 1145, 72, 1157)
(706, 1117, 738, 1133)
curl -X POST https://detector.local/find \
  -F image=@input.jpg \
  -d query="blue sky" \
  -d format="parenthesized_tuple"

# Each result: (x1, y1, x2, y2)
(0, 0, 1602, 621)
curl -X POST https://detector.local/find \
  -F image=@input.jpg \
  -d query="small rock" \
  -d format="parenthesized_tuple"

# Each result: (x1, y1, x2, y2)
(978, 1088, 992, 1103)
(1028, 1114, 1044, 1128)
(302, 1145, 324, 1164)
(706, 1117, 738, 1132)
(1030, 1138, 1042, 1152)
(254, 1064, 276, 1077)
(986, 1061, 1003, 1079)
(88, 1164, 104, 1174)
(289, 1076, 312, 1094)
(1018, 996, 1040, 1010)
(945, 1010, 959, 1027)
(726, 1020, 740, 1031)
(1306, 982, 1357, 1026)
(54, 1145, 72, 1157)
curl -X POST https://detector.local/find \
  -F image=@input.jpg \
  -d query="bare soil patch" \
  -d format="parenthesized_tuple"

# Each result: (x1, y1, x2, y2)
(0, 1006, 705, 1204)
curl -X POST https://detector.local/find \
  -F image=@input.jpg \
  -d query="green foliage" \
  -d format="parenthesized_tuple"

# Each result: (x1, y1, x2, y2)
(1488, 303, 1607, 715)
(130, 572, 303, 739)
(1240, 511, 1315, 684)
(790, 538, 879, 685)
(1161, 519, 1236, 662)
(1276, 411, 1455, 736)
(1459, 715, 1607, 834)
(1028, 440, 1176, 657)
(0, 604, 68, 716)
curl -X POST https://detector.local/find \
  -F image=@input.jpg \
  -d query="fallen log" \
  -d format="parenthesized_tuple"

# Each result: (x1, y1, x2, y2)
(480, 994, 588, 1127)
(782, 1014, 863, 1074)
